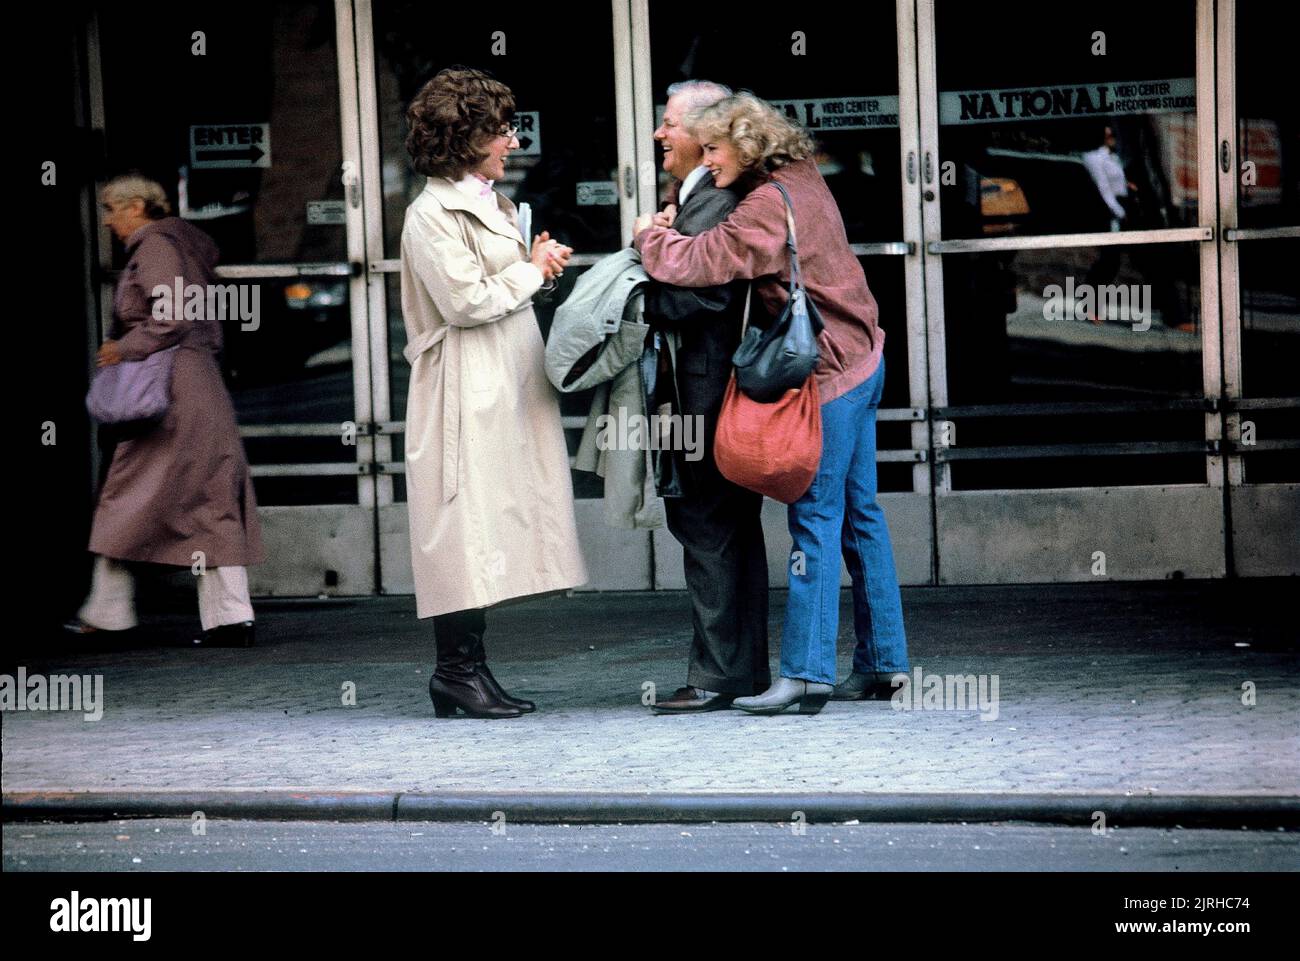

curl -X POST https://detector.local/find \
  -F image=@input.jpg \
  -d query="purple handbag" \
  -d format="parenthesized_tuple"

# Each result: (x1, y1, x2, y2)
(85, 346, 179, 425)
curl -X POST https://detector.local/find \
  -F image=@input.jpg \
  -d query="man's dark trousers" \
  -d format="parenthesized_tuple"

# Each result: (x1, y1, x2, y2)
(644, 174, 770, 696)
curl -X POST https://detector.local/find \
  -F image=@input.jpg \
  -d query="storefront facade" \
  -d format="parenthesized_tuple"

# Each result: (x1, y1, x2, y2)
(60, 0, 1297, 596)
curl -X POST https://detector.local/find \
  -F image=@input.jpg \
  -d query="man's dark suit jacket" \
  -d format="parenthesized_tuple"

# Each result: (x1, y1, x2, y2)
(641, 172, 748, 489)
(638, 171, 770, 696)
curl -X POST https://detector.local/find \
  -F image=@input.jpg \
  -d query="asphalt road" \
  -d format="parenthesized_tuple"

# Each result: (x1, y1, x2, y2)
(4, 819, 1296, 872)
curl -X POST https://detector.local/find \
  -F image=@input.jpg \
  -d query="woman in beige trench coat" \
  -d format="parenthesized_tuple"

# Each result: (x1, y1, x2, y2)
(401, 67, 588, 718)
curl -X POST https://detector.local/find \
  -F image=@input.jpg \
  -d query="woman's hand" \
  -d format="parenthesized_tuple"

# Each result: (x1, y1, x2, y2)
(653, 204, 677, 229)
(632, 213, 656, 241)
(633, 204, 676, 242)
(531, 230, 573, 281)
(96, 340, 123, 367)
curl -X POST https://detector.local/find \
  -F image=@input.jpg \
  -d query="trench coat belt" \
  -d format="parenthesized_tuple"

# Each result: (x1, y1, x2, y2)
(402, 325, 461, 504)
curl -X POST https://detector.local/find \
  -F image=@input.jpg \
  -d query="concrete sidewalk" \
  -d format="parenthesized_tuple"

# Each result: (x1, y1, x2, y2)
(3, 583, 1298, 824)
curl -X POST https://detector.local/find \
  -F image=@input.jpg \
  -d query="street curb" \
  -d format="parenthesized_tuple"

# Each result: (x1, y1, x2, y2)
(4, 791, 1298, 828)
(2, 792, 396, 822)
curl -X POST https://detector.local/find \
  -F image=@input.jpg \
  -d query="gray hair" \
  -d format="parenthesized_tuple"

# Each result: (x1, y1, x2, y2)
(666, 79, 732, 115)
(101, 173, 171, 219)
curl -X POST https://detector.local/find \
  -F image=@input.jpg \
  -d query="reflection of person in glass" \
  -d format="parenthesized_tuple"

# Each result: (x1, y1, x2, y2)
(1082, 124, 1138, 324)
(634, 94, 910, 716)
(68, 174, 264, 646)
(400, 67, 588, 718)
(1082, 124, 1136, 233)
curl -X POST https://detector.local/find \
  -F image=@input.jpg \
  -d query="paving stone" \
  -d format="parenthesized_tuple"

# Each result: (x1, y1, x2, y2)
(2, 583, 1296, 795)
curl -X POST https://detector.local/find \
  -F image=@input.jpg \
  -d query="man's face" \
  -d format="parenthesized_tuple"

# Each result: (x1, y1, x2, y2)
(654, 94, 703, 182)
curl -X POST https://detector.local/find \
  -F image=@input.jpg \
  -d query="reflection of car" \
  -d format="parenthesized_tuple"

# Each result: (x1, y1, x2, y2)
(979, 176, 1030, 234)
(284, 280, 346, 320)
(976, 149, 1115, 235)
(285, 281, 351, 368)
(221, 278, 350, 384)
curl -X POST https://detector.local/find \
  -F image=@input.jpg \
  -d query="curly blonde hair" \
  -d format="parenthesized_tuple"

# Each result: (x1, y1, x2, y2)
(684, 92, 814, 172)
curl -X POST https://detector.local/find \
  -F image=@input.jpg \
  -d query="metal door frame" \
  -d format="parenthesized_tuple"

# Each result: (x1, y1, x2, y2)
(351, 0, 1296, 588)
(237, 0, 379, 596)
(631, 0, 936, 587)
(232, 0, 378, 596)
(83, 0, 379, 596)
(84, 1, 1291, 594)
(915, 0, 1229, 583)
(1215, 0, 1300, 576)
(357, 0, 656, 594)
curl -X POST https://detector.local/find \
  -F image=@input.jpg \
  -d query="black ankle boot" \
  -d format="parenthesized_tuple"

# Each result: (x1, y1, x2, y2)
(470, 636, 536, 713)
(429, 612, 522, 719)
(193, 621, 255, 648)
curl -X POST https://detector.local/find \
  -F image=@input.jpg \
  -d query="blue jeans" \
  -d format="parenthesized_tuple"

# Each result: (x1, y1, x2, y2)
(780, 359, 909, 685)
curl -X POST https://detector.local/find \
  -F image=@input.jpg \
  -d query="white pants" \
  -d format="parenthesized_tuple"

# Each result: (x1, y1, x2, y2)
(79, 555, 254, 632)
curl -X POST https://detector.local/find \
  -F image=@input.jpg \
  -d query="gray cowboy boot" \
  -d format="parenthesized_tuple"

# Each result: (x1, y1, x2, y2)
(732, 677, 833, 716)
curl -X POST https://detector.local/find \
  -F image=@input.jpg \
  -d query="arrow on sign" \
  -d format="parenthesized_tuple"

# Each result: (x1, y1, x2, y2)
(195, 145, 265, 164)
(516, 136, 534, 151)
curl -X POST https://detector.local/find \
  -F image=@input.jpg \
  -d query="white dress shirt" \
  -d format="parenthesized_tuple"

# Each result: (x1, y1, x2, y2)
(677, 165, 710, 206)
(1081, 146, 1128, 225)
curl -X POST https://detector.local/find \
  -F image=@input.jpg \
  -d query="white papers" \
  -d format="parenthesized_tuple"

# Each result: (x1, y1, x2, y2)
(518, 202, 532, 252)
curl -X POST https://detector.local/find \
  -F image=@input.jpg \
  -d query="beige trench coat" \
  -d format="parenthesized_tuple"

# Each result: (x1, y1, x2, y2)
(399, 177, 587, 618)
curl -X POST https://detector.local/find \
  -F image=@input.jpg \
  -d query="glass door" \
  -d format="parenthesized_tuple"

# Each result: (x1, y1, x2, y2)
(94, 0, 378, 595)
(1217, 0, 1300, 576)
(639, 0, 934, 586)
(357, 0, 654, 592)
(917, 0, 1226, 582)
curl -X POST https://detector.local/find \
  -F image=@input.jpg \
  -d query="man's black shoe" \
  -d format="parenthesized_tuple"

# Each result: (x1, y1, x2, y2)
(651, 685, 736, 714)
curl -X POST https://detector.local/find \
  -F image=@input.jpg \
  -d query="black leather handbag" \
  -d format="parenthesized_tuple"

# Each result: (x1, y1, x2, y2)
(730, 181, 824, 402)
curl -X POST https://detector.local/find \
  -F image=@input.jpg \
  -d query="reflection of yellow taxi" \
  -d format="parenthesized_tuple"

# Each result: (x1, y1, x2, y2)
(223, 279, 351, 385)
(980, 176, 1030, 234)
(978, 149, 1117, 235)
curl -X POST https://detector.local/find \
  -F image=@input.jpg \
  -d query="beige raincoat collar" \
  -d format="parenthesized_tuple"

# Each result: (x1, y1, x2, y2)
(422, 177, 529, 249)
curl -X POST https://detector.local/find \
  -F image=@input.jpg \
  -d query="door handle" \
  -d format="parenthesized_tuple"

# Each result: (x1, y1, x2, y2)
(906, 151, 916, 184)
(924, 151, 933, 184)
(623, 164, 634, 199)
(1220, 139, 1231, 174)
(341, 161, 361, 209)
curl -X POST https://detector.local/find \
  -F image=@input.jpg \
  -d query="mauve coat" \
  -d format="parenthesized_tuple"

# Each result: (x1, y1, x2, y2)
(87, 218, 264, 569)
(399, 177, 587, 618)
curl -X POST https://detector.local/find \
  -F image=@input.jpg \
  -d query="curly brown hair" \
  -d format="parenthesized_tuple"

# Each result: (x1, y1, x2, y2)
(405, 66, 516, 179)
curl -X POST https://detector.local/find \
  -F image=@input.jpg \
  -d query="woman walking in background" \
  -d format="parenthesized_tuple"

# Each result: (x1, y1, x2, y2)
(68, 173, 264, 647)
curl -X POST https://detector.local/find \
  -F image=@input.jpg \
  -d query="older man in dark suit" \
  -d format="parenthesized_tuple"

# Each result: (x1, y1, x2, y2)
(638, 81, 770, 712)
